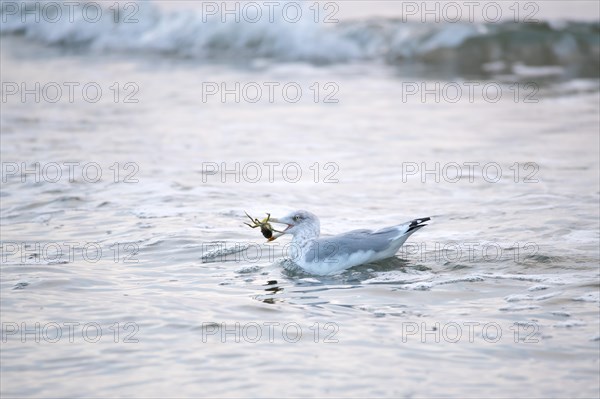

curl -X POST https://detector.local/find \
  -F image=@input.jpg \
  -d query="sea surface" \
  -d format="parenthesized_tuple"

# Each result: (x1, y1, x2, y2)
(1, 1, 599, 398)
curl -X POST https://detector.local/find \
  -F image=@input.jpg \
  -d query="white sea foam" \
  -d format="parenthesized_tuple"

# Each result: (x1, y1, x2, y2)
(2, 1, 598, 78)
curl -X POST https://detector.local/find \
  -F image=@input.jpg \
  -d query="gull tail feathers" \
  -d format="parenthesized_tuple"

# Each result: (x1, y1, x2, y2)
(406, 217, 431, 233)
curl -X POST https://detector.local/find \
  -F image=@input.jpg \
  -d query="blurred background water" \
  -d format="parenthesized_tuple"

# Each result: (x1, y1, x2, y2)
(1, 1, 599, 397)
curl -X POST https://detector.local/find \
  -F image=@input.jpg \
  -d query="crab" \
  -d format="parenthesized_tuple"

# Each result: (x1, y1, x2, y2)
(243, 211, 283, 241)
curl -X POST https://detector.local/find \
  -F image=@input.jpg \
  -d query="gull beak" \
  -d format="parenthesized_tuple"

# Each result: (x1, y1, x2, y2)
(268, 217, 289, 228)
(267, 231, 285, 242)
(266, 217, 292, 242)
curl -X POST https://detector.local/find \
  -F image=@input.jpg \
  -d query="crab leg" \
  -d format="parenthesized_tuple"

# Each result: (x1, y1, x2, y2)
(244, 211, 259, 225)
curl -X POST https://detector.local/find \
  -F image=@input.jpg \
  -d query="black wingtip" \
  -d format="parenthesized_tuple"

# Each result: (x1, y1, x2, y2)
(407, 217, 431, 232)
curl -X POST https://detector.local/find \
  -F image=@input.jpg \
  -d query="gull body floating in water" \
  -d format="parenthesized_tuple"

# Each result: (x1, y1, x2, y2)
(268, 210, 430, 276)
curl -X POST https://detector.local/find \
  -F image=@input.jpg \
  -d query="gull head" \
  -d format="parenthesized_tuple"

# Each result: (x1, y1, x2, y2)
(268, 210, 320, 241)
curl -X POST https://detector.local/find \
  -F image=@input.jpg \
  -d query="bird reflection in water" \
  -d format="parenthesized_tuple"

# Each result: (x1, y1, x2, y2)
(261, 280, 283, 304)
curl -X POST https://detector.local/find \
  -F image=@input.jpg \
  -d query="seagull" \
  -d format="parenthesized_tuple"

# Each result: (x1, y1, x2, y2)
(268, 210, 430, 275)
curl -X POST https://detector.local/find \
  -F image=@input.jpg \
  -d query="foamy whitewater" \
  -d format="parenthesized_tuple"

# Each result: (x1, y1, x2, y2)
(1, 1, 599, 397)
(1, 1, 599, 78)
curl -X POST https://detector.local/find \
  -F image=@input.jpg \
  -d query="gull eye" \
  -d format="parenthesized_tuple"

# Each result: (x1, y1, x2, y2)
(293, 215, 301, 222)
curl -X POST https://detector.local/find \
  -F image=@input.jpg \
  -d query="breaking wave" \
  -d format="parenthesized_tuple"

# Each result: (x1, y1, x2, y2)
(2, 1, 599, 78)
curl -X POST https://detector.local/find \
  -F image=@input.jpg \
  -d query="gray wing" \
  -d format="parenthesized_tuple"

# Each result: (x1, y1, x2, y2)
(304, 227, 403, 263)
(303, 216, 430, 264)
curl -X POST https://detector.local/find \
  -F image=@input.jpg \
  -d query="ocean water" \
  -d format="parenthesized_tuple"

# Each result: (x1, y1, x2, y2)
(1, 1, 599, 398)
